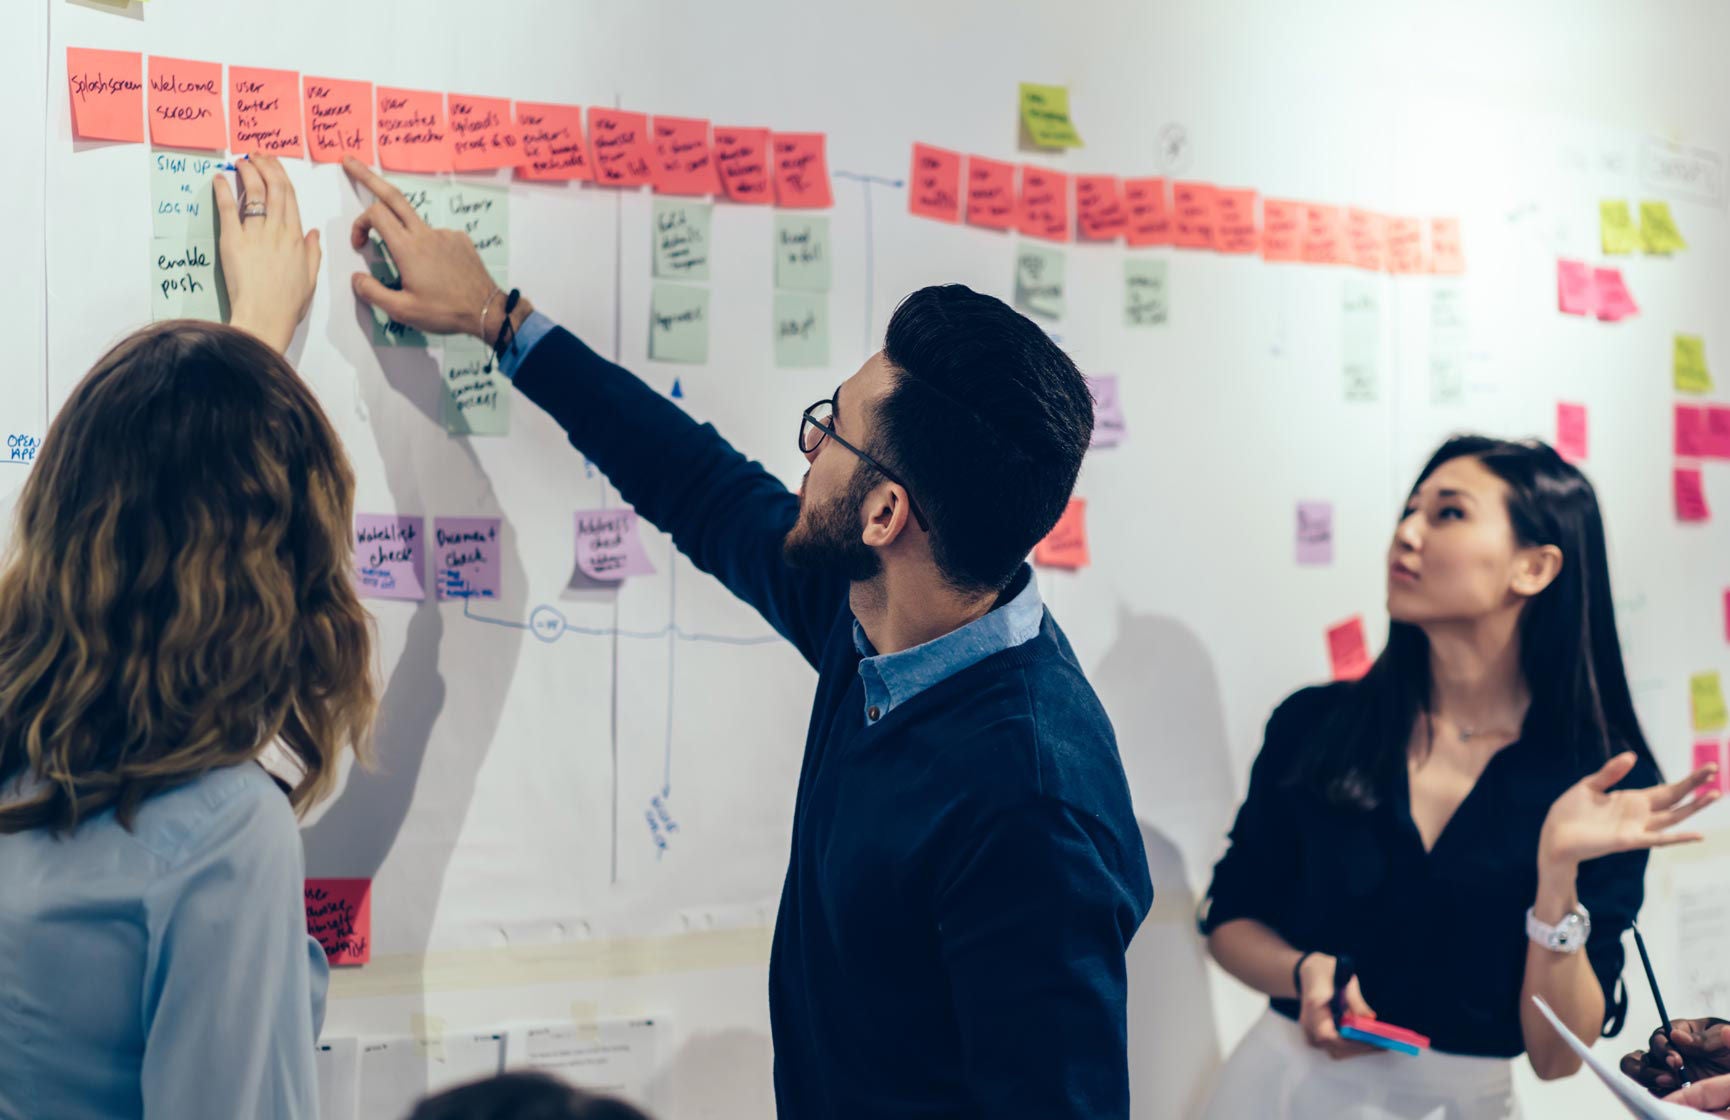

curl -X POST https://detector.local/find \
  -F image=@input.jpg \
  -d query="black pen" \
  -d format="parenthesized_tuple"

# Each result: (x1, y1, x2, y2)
(1631, 921, 1687, 1086)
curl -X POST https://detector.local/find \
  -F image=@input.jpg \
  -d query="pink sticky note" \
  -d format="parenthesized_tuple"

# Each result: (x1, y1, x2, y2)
(1676, 405, 1708, 458)
(1301, 203, 1346, 264)
(67, 47, 144, 143)
(1694, 742, 1727, 793)
(575, 509, 657, 581)
(1675, 468, 1709, 522)
(1706, 406, 1730, 459)
(449, 94, 521, 171)
(1557, 260, 1597, 316)
(1386, 217, 1426, 274)
(1086, 375, 1126, 449)
(1212, 188, 1260, 254)
(1724, 589, 1730, 644)
(713, 127, 773, 204)
(909, 143, 962, 222)
(148, 56, 225, 151)
(354, 514, 425, 600)
(1076, 175, 1128, 241)
(1019, 166, 1071, 242)
(228, 66, 303, 158)
(965, 155, 1017, 230)
(1124, 177, 1172, 248)
(1261, 199, 1302, 262)
(1556, 402, 1588, 462)
(1345, 209, 1388, 271)
(1297, 501, 1334, 565)
(377, 87, 450, 172)
(303, 77, 372, 163)
(1327, 617, 1372, 681)
(772, 132, 832, 209)
(651, 116, 717, 195)
(515, 102, 591, 182)
(1594, 268, 1639, 322)
(1034, 499, 1089, 570)
(434, 517, 501, 600)
(304, 879, 371, 966)
(1172, 182, 1216, 249)
(1429, 218, 1465, 274)
(589, 108, 655, 187)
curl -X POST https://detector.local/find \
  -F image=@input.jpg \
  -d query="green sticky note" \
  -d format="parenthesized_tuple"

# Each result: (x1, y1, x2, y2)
(1341, 276, 1381, 402)
(649, 282, 710, 363)
(1599, 200, 1637, 255)
(774, 291, 829, 368)
(1019, 82, 1083, 149)
(1675, 333, 1712, 394)
(386, 175, 444, 227)
(774, 214, 831, 292)
(1429, 284, 1468, 405)
(443, 181, 508, 265)
(652, 199, 712, 281)
(1014, 244, 1066, 320)
(367, 246, 427, 347)
(1124, 259, 1167, 326)
(1639, 200, 1687, 254)
(150, 238, 226, 322)
(1693, 671, 1729, 733)
(440, 337, 510, 436)
(150, 150, 223, 241)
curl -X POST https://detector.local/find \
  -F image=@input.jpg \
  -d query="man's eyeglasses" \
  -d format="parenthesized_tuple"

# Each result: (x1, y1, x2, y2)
(798, 398, 930, 532)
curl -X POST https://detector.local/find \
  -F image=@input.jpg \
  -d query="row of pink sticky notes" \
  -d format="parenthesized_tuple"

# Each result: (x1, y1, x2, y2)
(1556, 260, 1639, 321)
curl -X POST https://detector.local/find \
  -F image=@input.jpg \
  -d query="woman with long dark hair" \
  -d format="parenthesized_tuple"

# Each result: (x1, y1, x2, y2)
(1198, 436, 1719, 1119)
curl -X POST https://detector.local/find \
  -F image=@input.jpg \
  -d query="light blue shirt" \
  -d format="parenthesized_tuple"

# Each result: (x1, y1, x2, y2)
(0, 763, 327, 1120)
(497, 309, 557, 380)
(853, 569, 1045, 723)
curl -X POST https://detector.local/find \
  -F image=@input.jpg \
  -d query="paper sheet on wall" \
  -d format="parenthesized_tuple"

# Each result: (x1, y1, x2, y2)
(358, 1034, 505, 1120)
(1341, 276, 1380, 402)
(315, 1038, 360, 1120)
(504, 1019, 660, 1101)
(1429, 283, 1467, 405)
(1529, 997, 1702, 1118)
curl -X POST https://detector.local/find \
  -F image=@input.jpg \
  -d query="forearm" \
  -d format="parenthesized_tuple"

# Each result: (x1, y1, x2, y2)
(1207, 918, 1304, 1000)
(1519, 864, 1603, 1080)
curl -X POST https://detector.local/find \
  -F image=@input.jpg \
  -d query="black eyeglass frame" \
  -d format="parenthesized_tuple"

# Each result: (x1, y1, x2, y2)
(798, 398, 931, 533)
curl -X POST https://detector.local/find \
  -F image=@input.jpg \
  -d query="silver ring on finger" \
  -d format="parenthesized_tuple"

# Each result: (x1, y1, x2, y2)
(241, 202, 268, 220)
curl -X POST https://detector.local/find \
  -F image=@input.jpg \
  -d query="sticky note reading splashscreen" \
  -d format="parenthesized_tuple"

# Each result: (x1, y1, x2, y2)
(304, 879, 371, 966)
(354, 514, 425, 600)
(68, 48, 144, 142)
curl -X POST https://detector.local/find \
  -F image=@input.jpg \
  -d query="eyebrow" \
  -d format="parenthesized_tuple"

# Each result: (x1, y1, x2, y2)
(1434, 488, 1478, 504)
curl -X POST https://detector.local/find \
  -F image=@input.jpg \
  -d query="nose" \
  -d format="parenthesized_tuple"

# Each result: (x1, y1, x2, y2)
(1393, 510, 1422, 552)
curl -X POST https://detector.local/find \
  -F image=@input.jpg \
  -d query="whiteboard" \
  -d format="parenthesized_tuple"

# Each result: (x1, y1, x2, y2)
(35, 0, 1730, 1116)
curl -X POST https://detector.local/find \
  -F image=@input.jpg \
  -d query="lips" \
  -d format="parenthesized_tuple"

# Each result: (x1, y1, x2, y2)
(1389, 562, 1419, 582)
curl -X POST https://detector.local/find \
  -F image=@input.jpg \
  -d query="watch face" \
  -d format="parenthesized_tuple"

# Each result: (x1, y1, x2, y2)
(1556, 912, 1589, 949)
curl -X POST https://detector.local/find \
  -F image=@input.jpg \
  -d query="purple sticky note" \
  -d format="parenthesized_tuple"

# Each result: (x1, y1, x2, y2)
(354, 514, 425, 600)
(1086, 375, 1127, 449)
(1557, 260, 1596, 316)
(433, 517, 501, 600)
(1296, 501, 1333, 565)
(575, 509, 656, 580)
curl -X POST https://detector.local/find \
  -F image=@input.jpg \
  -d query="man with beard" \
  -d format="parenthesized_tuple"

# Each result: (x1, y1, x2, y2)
(341, 159, 1152, 1119)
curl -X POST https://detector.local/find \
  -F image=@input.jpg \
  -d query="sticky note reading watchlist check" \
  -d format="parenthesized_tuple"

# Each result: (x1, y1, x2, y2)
(354, 514, 424, 600)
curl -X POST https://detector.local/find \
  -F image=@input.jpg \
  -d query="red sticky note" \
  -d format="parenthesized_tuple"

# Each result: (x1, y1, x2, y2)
(651, 115, 716, 195)
(1676, 405, 1708, 458)
(148, 56, 225, 151)
(376, 87, 450, 172)
(304, 878, 371, 966)
(1386, 217, 1426, 274)
(1124, 177, 1171, 247)
(714, 127, 773, 204)
(1694, 742, 1727, 793)
(1724, 589, 1730, 644)
(303, 77, 372, 163)
(67, 47, 144, 143)
(1327, 616, 1372, 681)
(1075, 175, 1128, 241)
(1033, 499, 1089, 570)
(1019, 167, 1071, 242)
(1301, 204, 1346, 264)
(772, 132, 832, 209)
(1706, 406, 1730, 459)
(228, 67, 303, 158)
(1594, 268, 1639, 322)
(1346, 209, 1388, 271)
(515, 102, 591, 182)
(1212, 188, 1259, 254)
(1675, 467, 1709, 522)
(965, 156, 1017, 230)
(589, 109, 654, 187)
(1429, 218, 1465, 274)
(908, 143, 962, 222)
(449, 94, 520, 171)
(1261, 199, 1302, 262)
(1556, 402, 1588, 462)
(1557, 260, 1596, 316)
(1172, 182, 1216, 249)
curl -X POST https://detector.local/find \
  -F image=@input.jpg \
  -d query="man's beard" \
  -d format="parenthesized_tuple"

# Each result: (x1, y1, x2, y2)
(782, 465, 882, 581)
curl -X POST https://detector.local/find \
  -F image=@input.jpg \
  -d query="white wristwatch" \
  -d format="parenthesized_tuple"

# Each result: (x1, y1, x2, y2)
(1526, 903, 1591, 953)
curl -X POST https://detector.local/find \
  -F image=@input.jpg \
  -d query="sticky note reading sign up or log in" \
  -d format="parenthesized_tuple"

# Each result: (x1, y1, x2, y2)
(575, 510, 656, 581)
(377, 87, 449, 173)
(354, 514, 424, 600)
(304, 879, 371, 967)
(228, 67, 303, 158)
(433, 517, 501, 601)
(1693, 671, 1729, 733)
(909, 143, 962, 223)
(147, 56, 224, 151)
(1033, 499, 1089, 570)
(1124, 259, 1168, 327)
(1018, 82, 1083, 149)
(1328, 617, 1372, 681)
(68, 48, 144, 142)
(303, 77, 372, 163)
(151, 150, 222, 240)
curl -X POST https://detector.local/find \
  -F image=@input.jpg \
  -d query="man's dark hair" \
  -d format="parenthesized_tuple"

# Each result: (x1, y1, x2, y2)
(408, 1072, 653, 1120)
(875, 284, 1093, 592)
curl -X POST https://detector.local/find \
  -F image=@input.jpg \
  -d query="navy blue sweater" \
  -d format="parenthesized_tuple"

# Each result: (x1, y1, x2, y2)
(514, 326, 1153, 1119)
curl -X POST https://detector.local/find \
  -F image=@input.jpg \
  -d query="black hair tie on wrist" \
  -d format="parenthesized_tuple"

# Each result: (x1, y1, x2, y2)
(1293, 950, 1317, 1001)
(483, 288, 521, 374)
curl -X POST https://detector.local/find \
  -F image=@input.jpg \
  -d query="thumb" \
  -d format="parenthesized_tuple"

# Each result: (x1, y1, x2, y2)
(351, 271, 414, 321)
(1347, 979, 1376, 1020)
(1585, 751, 1638, 793)
(304, 229, 322, 286)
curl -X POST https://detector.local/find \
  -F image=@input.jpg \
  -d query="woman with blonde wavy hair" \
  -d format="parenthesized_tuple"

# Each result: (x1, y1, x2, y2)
(0, 156, 374, 1120)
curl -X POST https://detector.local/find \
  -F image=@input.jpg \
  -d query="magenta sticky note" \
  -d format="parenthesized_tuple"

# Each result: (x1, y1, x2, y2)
(1593, 267, 1639, 322)
(1557, 260, 1596, 316)
(1676, 405, 1708, 458)
(1086, 375, 1126, 449)
(575, 509, 656, 580)
(1706, 406, 1730, 459)
(1297, 502, 1334, 565)
(354, 514, 424, 600)
(433, 517, 501, 600)
(1694, 741, 1726, 794)
(1676, 468, 1709, 522)
(1556, 402, 1588, 462)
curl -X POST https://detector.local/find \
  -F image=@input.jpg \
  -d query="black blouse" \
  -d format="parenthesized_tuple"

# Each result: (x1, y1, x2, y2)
(1201, 683, 1653, 1058)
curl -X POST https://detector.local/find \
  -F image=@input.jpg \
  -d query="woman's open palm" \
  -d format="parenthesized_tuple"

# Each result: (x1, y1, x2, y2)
(1539, 752, 1719, 869)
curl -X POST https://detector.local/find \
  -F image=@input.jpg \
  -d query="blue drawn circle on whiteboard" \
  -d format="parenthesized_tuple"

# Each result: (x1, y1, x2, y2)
(529, 605, 567, 643)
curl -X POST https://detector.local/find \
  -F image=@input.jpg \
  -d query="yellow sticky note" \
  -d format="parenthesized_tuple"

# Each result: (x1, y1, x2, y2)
(1019, 83, 1084, 149)
(1599, 200, 1637, 255)
(1675, 334, 1713, 394)
(1640, 201, 1687, 254)
(1693, 671, 1729, 733)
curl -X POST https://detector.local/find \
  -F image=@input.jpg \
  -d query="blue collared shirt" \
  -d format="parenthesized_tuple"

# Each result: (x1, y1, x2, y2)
(498, 310, 557, 380)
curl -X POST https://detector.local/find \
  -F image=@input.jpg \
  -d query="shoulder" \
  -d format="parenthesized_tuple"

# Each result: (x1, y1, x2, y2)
(1253, 682, 1353, 770)
(130, 763, 299, 872)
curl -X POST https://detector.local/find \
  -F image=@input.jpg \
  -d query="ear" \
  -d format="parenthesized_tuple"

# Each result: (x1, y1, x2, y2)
(1511, 544, 1563, 598)
(859, 479, 913, 549)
